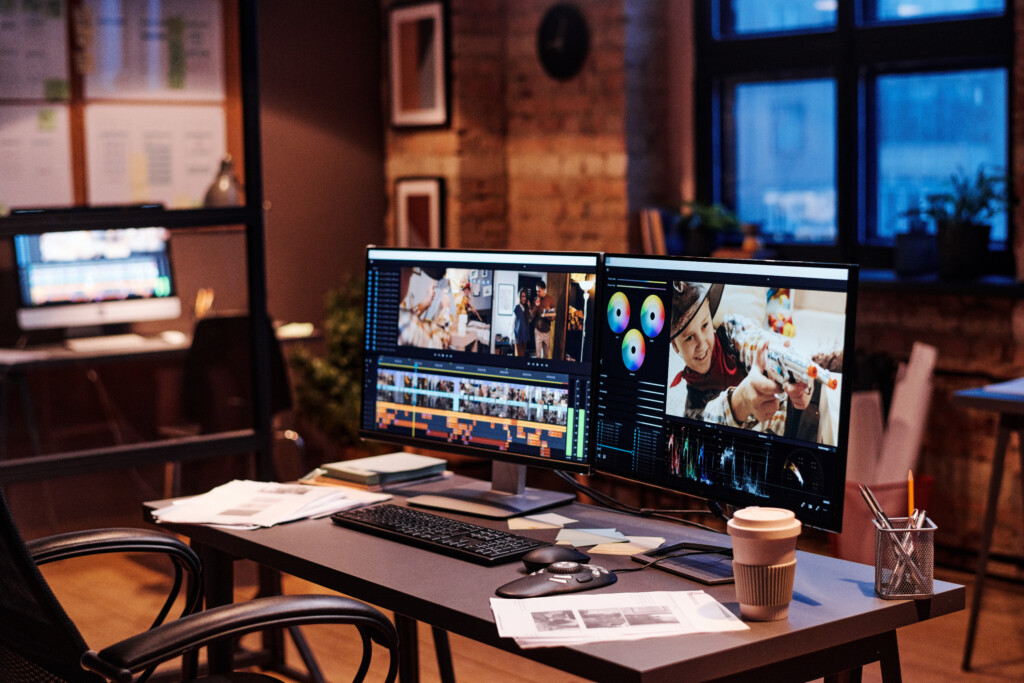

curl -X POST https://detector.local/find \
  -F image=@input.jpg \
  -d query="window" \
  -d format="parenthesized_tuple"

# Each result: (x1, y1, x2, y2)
(696, 1, 1011, 269)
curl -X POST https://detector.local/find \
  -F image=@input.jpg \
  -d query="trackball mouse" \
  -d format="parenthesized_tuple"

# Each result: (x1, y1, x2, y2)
(496, 561, 617, 599)
(521, 545, 590, 573)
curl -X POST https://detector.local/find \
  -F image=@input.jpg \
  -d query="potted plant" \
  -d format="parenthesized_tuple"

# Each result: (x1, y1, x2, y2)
(288, 277, 381, 460)
(680, 200, 741, 257)
(905, 165, 1009, 280)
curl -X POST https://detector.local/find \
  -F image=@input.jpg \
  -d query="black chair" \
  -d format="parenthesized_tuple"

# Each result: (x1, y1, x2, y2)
(0, 485, 398, 682)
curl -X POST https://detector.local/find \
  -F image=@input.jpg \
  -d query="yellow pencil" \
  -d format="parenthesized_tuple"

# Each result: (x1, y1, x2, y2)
(908, 469, 915, 518)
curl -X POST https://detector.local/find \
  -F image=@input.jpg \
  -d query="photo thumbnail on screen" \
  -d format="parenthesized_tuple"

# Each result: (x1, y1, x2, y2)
(398, 266, 596, 363)
(664, 282, 847, 447)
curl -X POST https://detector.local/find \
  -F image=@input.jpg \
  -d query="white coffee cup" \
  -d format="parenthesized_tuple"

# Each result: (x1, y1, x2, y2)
(727, 507, 802, 621)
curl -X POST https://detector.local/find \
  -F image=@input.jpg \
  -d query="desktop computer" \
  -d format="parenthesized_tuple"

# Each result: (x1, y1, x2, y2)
(357, 247, 600, 518)
(12, 226, 181, 343)
(590, 254, 857, 579)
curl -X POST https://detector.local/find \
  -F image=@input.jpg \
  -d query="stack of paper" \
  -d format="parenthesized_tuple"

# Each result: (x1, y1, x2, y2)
(152, 480, 390, 529)
(491, 591, 747, 648)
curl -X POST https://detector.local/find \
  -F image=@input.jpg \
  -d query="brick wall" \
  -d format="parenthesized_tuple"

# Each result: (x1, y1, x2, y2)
(385, 0, 1024, 576)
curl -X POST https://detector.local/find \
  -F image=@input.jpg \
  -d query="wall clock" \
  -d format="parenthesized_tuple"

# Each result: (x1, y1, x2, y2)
(536, 3, 590, 81)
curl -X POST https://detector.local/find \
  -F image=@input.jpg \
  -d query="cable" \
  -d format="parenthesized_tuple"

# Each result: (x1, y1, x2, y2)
(554, 471, 722, 534)
(611, 548, 730, 574)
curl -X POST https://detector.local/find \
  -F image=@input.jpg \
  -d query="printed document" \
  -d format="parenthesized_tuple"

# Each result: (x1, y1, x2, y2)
(491, 591, 746, 648)
(152, 480, 389, 529)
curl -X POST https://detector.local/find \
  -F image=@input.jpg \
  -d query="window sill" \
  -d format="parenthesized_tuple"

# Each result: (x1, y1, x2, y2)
(859, 269, 1024, 297)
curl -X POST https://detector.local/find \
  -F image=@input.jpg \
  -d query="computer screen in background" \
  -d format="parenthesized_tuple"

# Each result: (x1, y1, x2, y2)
(13, 227, 180, 336)
(592, 254, 857, 539)
(361, 247, 599, 518)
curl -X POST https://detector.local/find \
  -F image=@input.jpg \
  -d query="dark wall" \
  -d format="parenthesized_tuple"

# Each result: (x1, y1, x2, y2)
(258, 0, 386, 326)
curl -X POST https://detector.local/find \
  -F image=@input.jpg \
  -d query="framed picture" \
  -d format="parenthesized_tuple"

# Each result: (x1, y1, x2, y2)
(389, 1, 449, 127)
(396, 177, 445, 248)
(497, 284, 515, 315)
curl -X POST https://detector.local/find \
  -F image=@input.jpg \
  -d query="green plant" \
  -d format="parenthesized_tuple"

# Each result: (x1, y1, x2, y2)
(909, 165, 1009, 227)
(680, 200, 742, 233)
(288, 277, 366, 447)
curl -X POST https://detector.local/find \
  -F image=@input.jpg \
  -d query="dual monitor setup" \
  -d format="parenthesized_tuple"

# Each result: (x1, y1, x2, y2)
(360, 247, 858, 549)
(11, 226, 858, 578)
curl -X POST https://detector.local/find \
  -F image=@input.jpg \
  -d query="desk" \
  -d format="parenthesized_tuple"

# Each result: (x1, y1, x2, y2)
(147, 475, 964, 682)
(0, 337, 190, 457)
(952, 379, 1024, 670)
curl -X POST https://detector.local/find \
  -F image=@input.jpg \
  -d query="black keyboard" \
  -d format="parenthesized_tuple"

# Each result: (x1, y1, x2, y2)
(331, 503, 548, 566)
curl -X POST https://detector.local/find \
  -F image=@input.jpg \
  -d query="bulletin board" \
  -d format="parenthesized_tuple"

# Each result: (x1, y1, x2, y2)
(0, 0, 241, 213)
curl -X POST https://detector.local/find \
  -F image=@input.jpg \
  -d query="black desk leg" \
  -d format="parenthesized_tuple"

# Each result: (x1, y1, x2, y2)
(194, 541, 236, 674)
(432, 626, 455, 683)
(395, 614, 420, 682)
(962, 418, 1019, 670)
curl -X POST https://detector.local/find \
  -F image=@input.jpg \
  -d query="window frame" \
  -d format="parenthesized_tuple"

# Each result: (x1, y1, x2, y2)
(694, 1, 1014, 271)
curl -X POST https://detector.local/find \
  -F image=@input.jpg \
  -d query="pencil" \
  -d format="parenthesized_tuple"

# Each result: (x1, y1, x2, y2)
(908, 469, 915, 518)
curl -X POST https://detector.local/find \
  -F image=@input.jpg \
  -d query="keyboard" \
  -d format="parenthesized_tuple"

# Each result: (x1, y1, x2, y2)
(331, 503, 548, 566)
(65, 333, 150, 352)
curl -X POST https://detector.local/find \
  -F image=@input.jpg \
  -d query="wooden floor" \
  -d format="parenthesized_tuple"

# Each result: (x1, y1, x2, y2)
(41, 553, 1024, 682)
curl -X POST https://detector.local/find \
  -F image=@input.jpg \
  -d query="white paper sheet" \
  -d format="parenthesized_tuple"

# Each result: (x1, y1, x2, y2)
(491, 591, 747, 648)
(0, 104, 74, 212)
(84, 103, 226, 208)
(0, 1, 69, 100)
(152, 480, 389, 529)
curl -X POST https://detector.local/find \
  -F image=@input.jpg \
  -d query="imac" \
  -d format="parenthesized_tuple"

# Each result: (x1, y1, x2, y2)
(360, 247, 599, 518)
(13, 227, 181, 337)
(591, 254, 857, 580)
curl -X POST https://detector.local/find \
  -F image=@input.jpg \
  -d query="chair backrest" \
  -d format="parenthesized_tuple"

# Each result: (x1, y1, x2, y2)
(182, 314, 291, 433)
(0, 486, 103, 683)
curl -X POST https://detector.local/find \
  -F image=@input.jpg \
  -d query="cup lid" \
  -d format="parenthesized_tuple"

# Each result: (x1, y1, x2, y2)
(727, 507, 802, 540)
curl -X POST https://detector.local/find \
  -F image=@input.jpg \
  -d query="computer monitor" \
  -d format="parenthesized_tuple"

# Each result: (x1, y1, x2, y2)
(592, 254, 857, 539)
(361, 247, 599, 518)
(13, 226, 181, 335)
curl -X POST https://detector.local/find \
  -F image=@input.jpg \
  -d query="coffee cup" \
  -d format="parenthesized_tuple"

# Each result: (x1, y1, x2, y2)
(727, 506, 802, 621)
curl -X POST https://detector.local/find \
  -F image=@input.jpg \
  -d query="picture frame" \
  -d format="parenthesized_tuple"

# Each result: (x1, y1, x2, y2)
(396, 176, 445, 248)
(389, 1, 449, 128)
(497, 284, 515, 315)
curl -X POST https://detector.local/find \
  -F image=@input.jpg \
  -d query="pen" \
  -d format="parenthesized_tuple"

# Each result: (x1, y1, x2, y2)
(908, 469, 915, 518)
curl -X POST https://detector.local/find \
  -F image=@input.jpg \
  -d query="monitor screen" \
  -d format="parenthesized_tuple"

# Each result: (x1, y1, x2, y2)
(592, 255, 857, 533)
(361, 247, 600, 517)
(14, 227, 180, 333)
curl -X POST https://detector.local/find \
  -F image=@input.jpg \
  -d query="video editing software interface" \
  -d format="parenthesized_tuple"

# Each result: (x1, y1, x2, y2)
(592, 255, 856, 532)
(361, 248, 599, 472)
(14, 227, 176, 325)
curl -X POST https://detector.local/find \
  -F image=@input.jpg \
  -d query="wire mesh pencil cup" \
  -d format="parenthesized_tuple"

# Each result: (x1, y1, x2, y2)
(873, 516, 935, 599)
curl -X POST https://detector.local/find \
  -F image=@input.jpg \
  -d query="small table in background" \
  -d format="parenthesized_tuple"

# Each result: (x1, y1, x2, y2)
(953, 378, 1024, 670)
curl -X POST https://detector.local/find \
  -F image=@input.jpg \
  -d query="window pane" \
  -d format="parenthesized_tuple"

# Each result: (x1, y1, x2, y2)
(875, 69, 1007, 242)
(727, 0, 836, 35)
(734, 79, 837, 244)
(874, 0, 1004, 21)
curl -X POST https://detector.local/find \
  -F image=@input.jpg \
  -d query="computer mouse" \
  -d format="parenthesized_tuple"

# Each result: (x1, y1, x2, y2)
(496, 561, 617, 599)
(522, 545, 590, 573)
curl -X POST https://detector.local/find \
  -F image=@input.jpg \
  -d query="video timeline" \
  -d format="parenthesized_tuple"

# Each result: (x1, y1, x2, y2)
(371, 357, 588, 462)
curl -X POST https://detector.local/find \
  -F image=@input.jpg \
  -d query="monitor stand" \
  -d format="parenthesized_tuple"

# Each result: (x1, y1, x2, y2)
(406, 460, 574, 519)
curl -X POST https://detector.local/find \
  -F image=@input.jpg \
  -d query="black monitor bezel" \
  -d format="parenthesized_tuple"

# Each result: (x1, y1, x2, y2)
(13, 226, 179, 308)
(588, 253, 858, 533)
(358, 245, 602, 475)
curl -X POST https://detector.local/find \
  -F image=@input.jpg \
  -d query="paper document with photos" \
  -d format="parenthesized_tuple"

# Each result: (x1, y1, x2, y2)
(490, 590, 746, 648)
(152, 480, 390, 529)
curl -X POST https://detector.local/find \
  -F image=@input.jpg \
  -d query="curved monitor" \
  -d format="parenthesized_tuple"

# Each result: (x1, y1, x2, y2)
(14, 227, 180, 334)
(592, 254, 857, 533)
(361, 247, 599, 517)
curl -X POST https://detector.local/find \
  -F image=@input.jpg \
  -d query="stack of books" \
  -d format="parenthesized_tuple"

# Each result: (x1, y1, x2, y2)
(303, 452, 448, 491)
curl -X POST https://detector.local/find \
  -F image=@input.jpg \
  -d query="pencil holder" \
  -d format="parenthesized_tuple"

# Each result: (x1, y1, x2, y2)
(873, 517, 935, 599)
